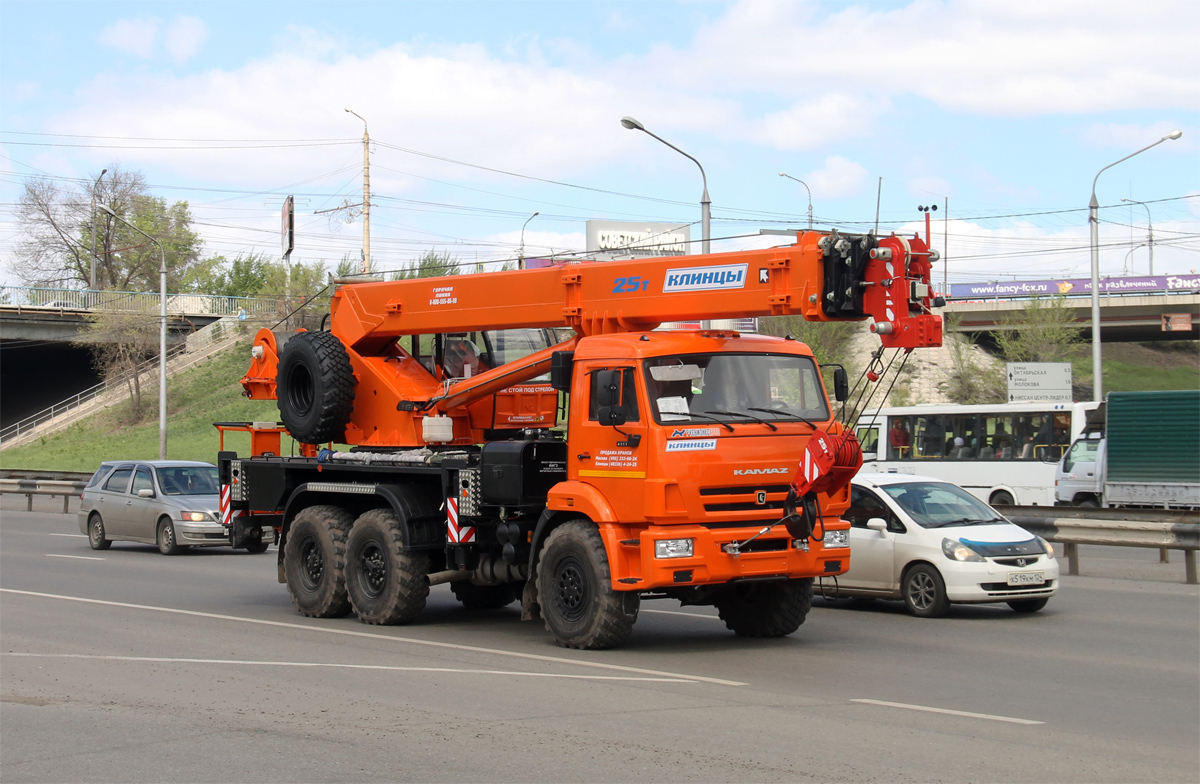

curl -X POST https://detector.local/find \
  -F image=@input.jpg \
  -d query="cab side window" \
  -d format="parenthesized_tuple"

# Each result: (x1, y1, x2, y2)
(103, 467, 133, 493)
(588, 368, 640, 423)
(846, 486, 906, 533)
(132, 466, 155, 496)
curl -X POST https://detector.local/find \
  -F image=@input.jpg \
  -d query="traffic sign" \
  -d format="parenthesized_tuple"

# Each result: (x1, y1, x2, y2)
(1007, 362, 1072, 403)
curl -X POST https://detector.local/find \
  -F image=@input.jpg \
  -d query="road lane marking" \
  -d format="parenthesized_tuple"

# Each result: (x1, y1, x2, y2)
(49, 534, 88, 538)
(851, 698, 1044, 725)
(642, 609, 721, 620)
(2, 653, 695, 682)
(44, 554, 104, 561)
(0, 589, 745, 687)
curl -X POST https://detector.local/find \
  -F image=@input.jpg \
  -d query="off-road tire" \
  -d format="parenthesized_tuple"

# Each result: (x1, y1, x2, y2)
(244, 537, 270, 554)
(345, 508, 431, 625)
(902, 563, 951, 618)
(157, 517, 183, 555)
(715, 578, 813, 637)
(536, 520, 638, 650)
(88, 513, 111, 550)
(1008, 597, 1049, 613)
(451, 580, 520, 610)
(284, 505, 354, 618)
(276, 331, 355, 444)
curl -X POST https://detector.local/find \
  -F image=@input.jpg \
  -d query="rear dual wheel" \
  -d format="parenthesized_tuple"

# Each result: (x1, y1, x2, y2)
(345, 508, 430, 625)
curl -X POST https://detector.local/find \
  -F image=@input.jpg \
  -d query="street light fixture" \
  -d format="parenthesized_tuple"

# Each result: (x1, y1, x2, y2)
(518, 211, 539, 270)
(621, 115, 710, 254)
(98, 203, 168, 460)
(1087, 129, 1181, 402)
(1120, 197, 1156, 275)
(778, 172, 813, 229)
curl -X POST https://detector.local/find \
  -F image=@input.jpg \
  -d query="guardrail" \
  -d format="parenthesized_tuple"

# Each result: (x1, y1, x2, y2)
(0, 478, 88, 514)
(999, 505, 1199, 585)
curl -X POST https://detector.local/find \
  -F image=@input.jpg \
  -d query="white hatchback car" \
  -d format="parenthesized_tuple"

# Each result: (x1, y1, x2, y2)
(829, 471, 1059, 617)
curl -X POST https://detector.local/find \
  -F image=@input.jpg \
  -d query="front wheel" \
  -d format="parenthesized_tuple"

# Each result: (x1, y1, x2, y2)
(157, 518, 183, 555)
(88, 513, 111, 551)
(344, 509, 430, 625)
(1008, 597, 1049, 613)
(715, 578, 813, 637)
(537, 521, 638, 650)
(903, 564, 950, 618)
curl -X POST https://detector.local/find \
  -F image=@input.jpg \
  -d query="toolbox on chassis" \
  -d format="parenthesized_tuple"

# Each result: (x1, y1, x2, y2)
(219, 226, 943, 649)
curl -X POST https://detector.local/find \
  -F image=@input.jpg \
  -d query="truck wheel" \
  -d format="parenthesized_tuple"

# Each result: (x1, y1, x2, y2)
(451, 580, 519, 610)
(1076, 498, 1099, 508)
(88, 513, 111, 550)
(244, 537, 270, 554)
(276, 331, 355, 444)
(345, 508, 431, 625)
(536, 520, 638, 650)
(284, 505, 354, 618)
(715, 578, 813, 637)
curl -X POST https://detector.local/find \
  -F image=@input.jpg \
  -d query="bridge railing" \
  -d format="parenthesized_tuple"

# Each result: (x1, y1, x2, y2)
(0, 286, 285, 317)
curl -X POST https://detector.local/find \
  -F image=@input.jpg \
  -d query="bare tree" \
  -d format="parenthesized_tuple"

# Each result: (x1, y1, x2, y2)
(73, 308, 161, 422)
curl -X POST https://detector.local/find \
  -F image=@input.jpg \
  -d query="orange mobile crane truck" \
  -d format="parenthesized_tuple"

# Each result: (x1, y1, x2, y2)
(218, 227, 942, 649)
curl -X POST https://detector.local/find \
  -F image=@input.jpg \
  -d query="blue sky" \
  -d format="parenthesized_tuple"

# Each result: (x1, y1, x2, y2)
(2, 0, 1197, 290)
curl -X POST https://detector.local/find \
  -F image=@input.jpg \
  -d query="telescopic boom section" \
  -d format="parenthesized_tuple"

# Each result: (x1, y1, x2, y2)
(328, 230, 942, 352)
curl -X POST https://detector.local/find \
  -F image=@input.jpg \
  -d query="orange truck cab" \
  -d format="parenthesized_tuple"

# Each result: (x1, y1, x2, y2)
(218, 227, 941, 649)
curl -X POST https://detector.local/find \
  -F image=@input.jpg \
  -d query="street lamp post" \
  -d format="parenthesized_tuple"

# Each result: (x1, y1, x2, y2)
(1087, 130, 1181, 402)
(1120, 197, 1156, 275)
(778, 172, 812, 229)
(621, 116, 710, 254)
(89, 168, 107, 291)
(98, 204, 168, 460)
(518, 211, 539, 270)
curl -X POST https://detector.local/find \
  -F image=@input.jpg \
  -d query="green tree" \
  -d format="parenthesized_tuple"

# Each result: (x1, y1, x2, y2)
(942, 314, 1005, 404)
(757, 315, 857, 366)
(993, 294, 1086, 363)
(389, 250, 460, 280)
(13, 165, 210, 291)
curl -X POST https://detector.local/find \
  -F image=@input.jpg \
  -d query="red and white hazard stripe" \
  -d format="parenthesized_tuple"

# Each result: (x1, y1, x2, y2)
(445, 497, 475, 543)
(219, 484, 231, 526)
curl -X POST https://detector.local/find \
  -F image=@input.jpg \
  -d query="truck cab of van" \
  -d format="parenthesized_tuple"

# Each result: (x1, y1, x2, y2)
(1055, 432, 1104, 506)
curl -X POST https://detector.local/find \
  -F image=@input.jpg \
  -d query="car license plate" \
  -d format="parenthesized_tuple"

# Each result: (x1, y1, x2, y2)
(1007, 571, 1045, 586)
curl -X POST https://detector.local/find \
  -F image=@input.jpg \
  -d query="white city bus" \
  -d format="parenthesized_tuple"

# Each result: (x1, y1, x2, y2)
(854, 401, 1099, 506)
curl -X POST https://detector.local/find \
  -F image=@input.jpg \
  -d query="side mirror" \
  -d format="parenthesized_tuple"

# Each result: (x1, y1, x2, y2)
(594, 369, 620, 408)
(598, 405, 628, 427)
(833, 367, 849, 402)
(865, 518, 888, 533)
(137, 488, 155, 498)
(550, 351, 575, 392)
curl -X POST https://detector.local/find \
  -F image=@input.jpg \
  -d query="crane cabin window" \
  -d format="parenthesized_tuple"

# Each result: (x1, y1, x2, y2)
(643, 353, 828, 427)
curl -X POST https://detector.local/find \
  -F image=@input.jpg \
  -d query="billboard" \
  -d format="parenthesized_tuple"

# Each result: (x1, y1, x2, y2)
(948, 274, 1200, 300)
(586, 220, 691, 259)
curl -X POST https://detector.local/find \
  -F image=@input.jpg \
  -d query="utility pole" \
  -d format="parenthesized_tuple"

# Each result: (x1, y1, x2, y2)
(89, 168, 107, 290)
(346, 109, 371, 274)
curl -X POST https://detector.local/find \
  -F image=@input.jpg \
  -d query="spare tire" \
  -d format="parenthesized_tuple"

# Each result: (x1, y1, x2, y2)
(276, 331, 355, 443)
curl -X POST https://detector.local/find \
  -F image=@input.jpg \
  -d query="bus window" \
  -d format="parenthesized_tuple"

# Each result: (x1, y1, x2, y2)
(943, 413, 981, 459)
(913, 415, 947, 459)
(887, 417, 912, 459)
(857, 425, 880, 455)
(983, 415, 1015, 459)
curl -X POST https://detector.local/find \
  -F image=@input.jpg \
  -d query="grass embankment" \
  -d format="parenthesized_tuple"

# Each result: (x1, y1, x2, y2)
(0, 341, 300, 472)
(1101, 343, 1200, 392)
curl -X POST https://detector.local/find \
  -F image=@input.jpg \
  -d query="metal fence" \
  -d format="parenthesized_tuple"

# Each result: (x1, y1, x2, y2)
(0, 285, 285, 318)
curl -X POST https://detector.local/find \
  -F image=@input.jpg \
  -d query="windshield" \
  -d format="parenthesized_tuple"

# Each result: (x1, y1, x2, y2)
(643, 352, 829, 426)
(879, 481, 1004, 528)
(156, 466, 219, 495)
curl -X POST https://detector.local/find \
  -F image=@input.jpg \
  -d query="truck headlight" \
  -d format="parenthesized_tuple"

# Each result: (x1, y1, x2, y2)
(823, 530, 849, 549)
(941, 538, 985, 562)
(654, 538, 694, 559)
(180, 511, 215, 522)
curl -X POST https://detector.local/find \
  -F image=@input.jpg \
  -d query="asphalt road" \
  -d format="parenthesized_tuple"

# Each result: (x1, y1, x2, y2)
(2, 498, 1197, 783)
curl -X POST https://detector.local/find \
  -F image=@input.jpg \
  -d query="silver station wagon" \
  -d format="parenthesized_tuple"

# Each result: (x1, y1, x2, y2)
(78, 460, 272, 555)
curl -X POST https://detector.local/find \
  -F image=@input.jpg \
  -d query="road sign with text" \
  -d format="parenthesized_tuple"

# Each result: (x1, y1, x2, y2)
(1007, 362, 1072, 403)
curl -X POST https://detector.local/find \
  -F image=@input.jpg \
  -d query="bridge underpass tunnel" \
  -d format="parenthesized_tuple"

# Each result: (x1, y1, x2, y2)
(0, 341, 102, 429)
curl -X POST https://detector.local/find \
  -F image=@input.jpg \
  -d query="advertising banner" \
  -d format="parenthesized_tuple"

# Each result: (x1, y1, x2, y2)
(948, 274, 1200, 300)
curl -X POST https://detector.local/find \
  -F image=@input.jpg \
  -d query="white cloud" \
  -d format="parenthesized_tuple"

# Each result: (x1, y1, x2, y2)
(165, 17, 209, 63)
(806, 156, 869, 200)
(97, 18, 160, 58)
(645, 0, 1199, 117)
(759, 94, 882, 150)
